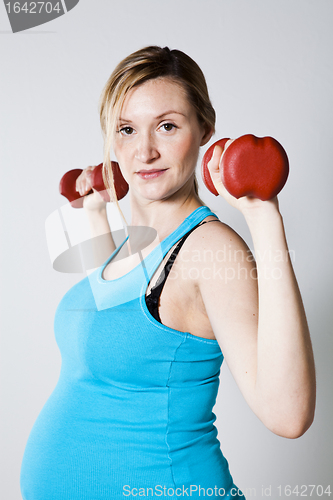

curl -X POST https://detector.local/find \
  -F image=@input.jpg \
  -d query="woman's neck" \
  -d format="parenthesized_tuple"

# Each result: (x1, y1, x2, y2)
(129, 193, 205, 243)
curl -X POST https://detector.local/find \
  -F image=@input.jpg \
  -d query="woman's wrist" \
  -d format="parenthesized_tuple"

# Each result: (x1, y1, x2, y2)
(84, 204, 108, 217)
(84, 205, 112, 238)
(241, 197, 282, 225)
(242, 202, 286, 261)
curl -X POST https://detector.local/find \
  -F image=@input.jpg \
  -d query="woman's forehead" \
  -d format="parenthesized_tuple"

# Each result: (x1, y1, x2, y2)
(120, 78, 191, 119)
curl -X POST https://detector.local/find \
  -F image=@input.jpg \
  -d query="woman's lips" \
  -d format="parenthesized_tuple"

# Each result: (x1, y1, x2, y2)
(136, 169, 167, 179)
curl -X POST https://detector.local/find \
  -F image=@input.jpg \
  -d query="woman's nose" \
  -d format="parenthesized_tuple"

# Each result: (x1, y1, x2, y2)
(135, 133, 160, 163)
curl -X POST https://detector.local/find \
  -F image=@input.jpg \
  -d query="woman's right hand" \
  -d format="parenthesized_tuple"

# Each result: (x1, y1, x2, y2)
(75, 166, 107, 212)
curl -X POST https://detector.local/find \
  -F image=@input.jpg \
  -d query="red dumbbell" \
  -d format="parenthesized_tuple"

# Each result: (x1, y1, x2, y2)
(59, 162, 129, 208)
(201, 134, 289, 201)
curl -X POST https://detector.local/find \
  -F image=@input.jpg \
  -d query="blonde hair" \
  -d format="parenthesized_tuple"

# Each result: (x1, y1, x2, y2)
(98, 46, 216, 219)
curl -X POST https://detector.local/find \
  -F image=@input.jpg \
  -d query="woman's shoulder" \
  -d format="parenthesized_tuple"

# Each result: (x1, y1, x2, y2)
(191, 214, 253, 260)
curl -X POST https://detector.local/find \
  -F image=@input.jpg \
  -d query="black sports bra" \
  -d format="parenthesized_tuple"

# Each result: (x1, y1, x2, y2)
(145, 219, 218, 323)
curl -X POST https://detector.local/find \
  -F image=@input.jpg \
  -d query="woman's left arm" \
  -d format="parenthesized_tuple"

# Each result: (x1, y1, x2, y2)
(243, 203, 316, 437)
(202, 145, 316, 438)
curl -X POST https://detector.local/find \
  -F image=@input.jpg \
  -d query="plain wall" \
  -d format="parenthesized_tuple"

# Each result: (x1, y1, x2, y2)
(1, 1, 332, 498)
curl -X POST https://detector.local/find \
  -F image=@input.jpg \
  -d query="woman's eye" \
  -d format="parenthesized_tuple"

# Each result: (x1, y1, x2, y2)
(161, 123, 176, 132)
(119, 126, 134, 136)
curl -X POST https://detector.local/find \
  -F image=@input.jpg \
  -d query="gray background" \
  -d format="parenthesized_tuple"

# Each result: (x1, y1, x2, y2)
(1, 1, 332, 498)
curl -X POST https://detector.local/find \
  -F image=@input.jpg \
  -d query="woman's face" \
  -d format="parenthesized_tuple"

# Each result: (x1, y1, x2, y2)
(113, 77, 211, 202)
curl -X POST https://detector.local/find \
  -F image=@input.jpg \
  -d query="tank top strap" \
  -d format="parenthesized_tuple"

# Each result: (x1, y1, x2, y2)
(141, 206, 218, 283)
(145, 219, 218, 323)
(157, 205, 218, 259)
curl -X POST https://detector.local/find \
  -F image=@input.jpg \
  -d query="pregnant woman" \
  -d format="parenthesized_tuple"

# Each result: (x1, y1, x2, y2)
(20, 46, 316, 499)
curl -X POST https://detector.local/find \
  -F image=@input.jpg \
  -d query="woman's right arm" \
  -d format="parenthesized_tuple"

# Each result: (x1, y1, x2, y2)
(76, 166, 116, 268)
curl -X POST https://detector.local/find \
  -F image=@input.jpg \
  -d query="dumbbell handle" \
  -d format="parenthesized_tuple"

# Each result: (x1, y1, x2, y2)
(59, 162, 129, 208)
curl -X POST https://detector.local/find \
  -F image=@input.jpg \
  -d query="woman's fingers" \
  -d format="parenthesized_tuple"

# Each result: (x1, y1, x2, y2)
(82, 187, 106, 211)
(75, 166, 95, 196)
(207, 140, 243, 209)
(207, 145, 233, 200)
(207, 145, 224, 193)
(74, 165, 107, 211)
(207, 140, 236, 195)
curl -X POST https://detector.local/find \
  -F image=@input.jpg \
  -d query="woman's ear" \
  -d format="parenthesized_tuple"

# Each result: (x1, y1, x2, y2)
(200, 125, 214, 147)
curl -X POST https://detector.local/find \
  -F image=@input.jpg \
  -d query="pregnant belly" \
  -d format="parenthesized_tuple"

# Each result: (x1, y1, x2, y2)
(20, 380, 244, 500)
(20, 380, 174, 499)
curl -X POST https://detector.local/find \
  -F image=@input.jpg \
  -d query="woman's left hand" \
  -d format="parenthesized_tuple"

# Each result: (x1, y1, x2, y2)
(207, 140, 280, 216)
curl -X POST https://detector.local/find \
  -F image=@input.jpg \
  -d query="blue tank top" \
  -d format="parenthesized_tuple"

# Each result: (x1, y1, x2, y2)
(20, 205, 245, 499)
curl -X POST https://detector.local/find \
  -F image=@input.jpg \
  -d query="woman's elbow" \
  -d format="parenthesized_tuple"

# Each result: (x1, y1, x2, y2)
(279, 414, 315, 439)
(261, 398, 315, 439)
(264, 408, 316, 439)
